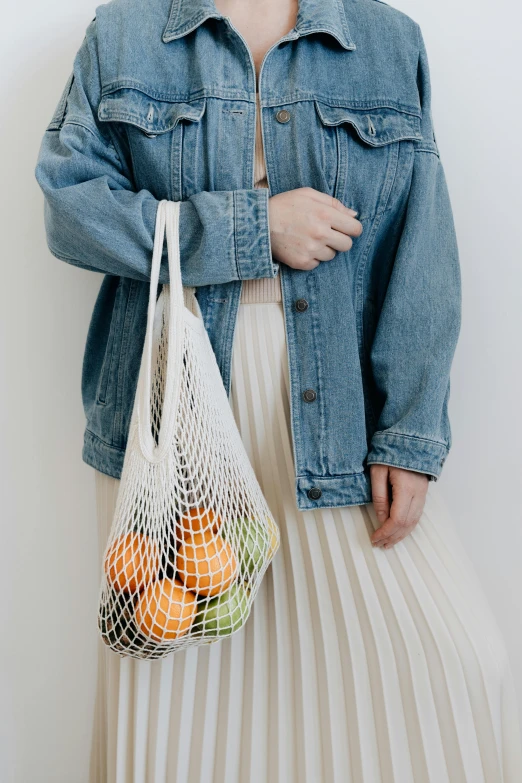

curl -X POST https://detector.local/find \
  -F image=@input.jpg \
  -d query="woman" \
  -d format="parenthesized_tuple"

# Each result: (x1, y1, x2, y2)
(35, 0, 522, 780)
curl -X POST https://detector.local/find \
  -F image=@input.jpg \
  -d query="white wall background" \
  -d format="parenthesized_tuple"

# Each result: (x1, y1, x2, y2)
(1, 0, 521, 780)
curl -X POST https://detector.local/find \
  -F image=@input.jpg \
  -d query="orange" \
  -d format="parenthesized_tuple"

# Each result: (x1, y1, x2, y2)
(176, 506, 222, 540)
(104, 532, 160, 594)
(135, 578, 197, 641)
(176, 529, 238, 597)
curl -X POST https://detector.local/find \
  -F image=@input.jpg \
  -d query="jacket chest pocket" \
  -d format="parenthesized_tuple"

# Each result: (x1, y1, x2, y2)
(314, 101, 422, 220)
(98, 89, 206, 200)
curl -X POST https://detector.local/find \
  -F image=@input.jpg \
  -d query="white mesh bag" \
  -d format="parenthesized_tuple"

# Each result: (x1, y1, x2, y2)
(98, 199, 280, 659)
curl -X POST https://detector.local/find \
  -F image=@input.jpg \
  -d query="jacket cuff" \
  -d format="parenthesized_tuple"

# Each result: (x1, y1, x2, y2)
(234, 188, 279, 280)
(144, 190, 278, 285)
(366, 431, 448, 481)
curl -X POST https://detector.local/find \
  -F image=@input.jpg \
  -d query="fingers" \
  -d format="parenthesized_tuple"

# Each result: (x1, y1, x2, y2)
(370, 466, 427, 549)
(371, 517, 400, 546)
(376, 503, 421, 548)
(325, 226, 357, 253)
(373, 492, 415, 547)
(305, 188, 363, 240)
(310, 219, 362, 258)
(372, 496, 423, 548)
(314, 244, 338, 262)
(307, 215, 363, 260)
(370, 465, 391, 528)
(329, 210, 363, 239)
(307, 188, 357, 216)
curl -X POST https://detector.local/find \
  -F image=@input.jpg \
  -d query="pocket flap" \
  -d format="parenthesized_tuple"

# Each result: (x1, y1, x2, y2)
(98, 89, 206, 135)
(314, 101, 422, 146)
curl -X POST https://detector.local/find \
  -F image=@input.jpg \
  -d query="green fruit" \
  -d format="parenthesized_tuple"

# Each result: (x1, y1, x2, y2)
(232, 516, 270, 580)
(194, 584, 250, 637)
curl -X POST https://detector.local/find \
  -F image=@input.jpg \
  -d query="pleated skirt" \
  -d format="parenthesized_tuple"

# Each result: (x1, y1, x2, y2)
(90, 292, 522, 783)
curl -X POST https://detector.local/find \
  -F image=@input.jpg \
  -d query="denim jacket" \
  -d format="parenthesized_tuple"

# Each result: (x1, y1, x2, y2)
(34, 0, 461, 510)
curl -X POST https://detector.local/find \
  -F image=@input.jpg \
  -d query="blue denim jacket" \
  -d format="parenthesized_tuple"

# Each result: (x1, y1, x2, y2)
(34, 0, 461, 510)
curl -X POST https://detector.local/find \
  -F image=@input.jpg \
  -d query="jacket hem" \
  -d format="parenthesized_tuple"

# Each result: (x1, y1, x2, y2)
(84, 429, 375, 510)
(295, 471, 373, 510)
(83, 428, 124, 479)
(83, 429, 441, 510)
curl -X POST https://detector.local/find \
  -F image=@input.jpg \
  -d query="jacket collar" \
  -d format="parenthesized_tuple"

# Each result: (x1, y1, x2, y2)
(162, 0, 356, 51)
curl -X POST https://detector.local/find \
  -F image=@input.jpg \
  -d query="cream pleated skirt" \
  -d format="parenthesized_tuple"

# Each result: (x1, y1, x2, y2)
(90, 283, 522, 783)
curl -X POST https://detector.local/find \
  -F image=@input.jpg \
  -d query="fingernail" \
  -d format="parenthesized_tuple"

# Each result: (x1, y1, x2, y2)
(348, 209, 358, 216)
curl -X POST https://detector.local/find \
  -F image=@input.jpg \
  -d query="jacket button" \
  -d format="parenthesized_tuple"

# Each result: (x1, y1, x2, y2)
(303, 388, 317, 402)
(295, 298, 309, 312)
(144, 131, 157, 138)
(307, 487, 322, 500)
(276, 109, 291, 123)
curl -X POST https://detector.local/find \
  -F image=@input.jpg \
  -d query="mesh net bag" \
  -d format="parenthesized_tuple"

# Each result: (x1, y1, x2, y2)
(98, 199, 280, 659)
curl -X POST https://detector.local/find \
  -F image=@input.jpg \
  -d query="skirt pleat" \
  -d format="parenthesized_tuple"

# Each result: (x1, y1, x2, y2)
(90, 299, 522, 783)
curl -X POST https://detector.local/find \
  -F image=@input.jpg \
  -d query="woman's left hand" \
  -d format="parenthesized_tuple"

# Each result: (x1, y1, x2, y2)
(369, 464, 429, 548)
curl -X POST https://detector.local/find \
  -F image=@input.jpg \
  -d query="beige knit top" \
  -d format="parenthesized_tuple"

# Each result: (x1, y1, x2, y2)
(239, 92, 283, 304)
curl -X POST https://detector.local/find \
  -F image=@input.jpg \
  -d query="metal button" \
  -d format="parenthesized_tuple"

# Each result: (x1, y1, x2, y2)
(307, 487, 322, 500)
(295, 298, 309, 312)
(144, 131, 157, 138)
(303, 388, 317, 403)
(275, 109, 291, 124)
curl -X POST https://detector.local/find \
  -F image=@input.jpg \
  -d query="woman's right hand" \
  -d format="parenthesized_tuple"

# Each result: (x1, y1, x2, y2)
(268, 187, 363, 271)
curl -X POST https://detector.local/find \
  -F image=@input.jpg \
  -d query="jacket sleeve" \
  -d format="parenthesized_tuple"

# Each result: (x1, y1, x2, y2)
(365, 24, 462, 481)
(34, 19, 278, 287)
